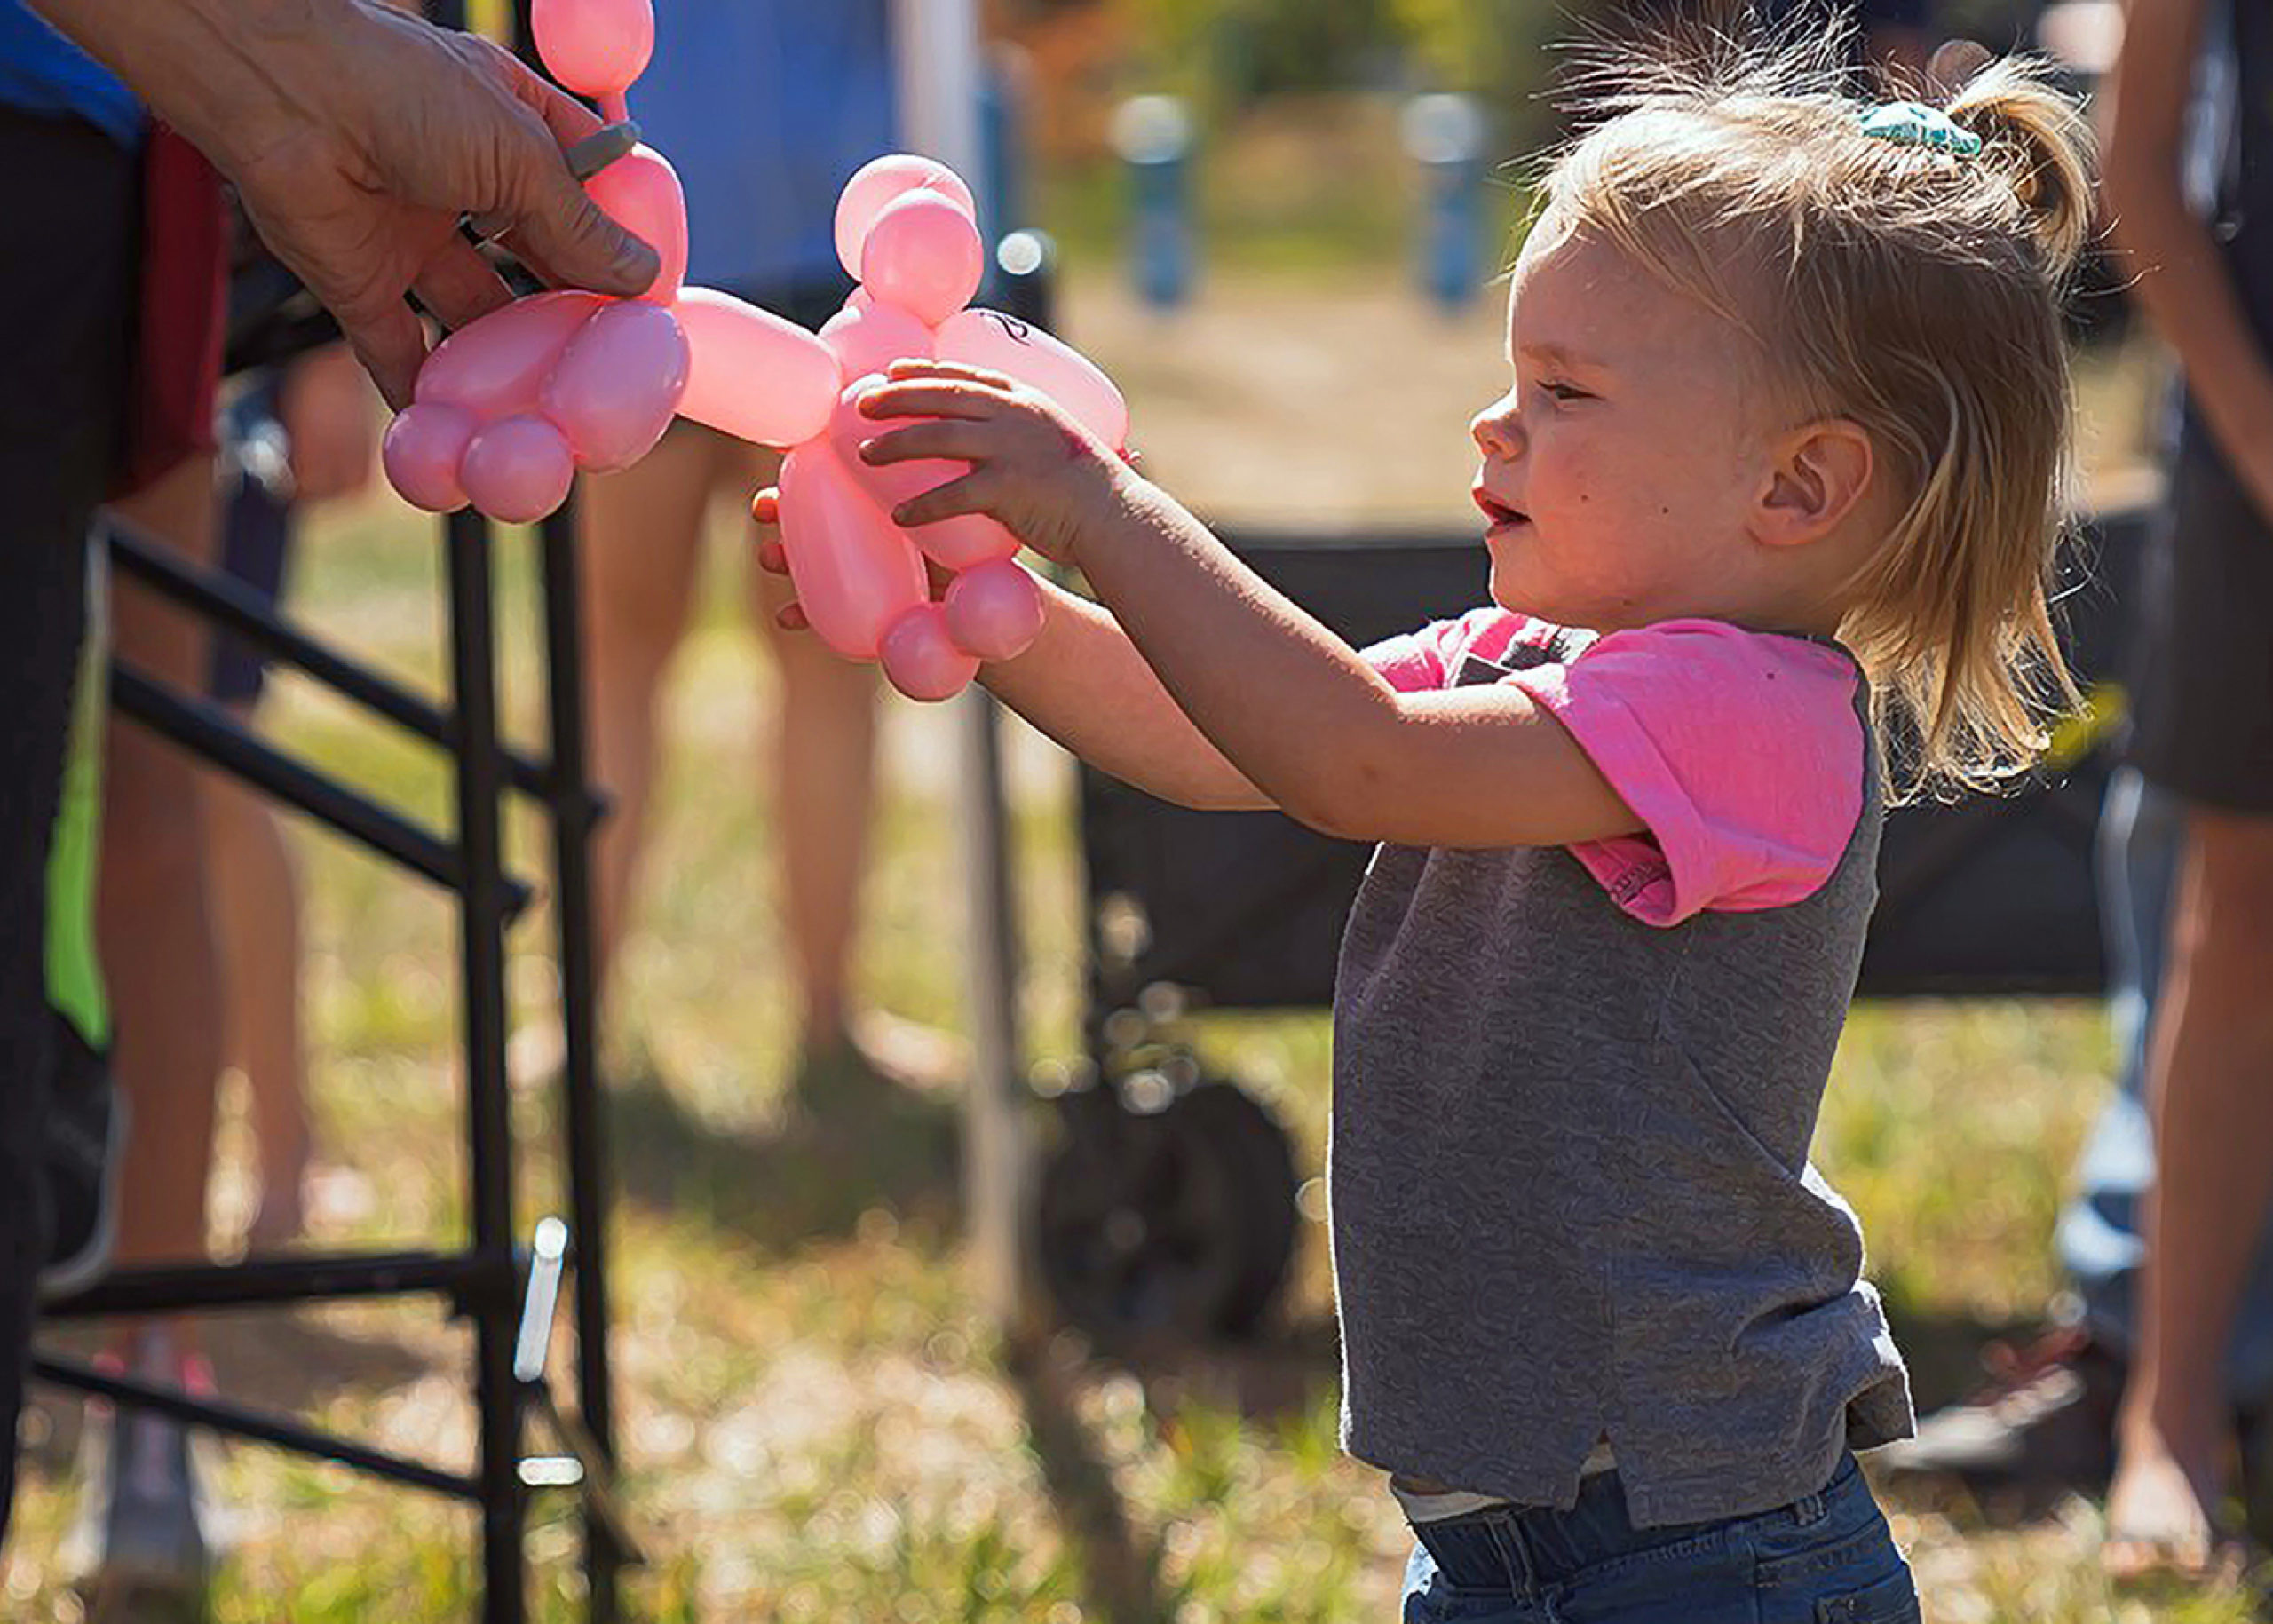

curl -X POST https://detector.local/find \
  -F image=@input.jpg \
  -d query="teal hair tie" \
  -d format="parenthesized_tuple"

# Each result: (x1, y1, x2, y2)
(1857, 99, 1983, 158)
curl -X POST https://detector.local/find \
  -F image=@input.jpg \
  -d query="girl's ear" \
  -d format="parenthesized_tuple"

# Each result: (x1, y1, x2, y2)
(1754, 419, 1875, 549)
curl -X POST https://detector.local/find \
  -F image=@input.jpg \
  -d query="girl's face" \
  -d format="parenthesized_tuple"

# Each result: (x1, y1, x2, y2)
(1469, 222, 1777, 630)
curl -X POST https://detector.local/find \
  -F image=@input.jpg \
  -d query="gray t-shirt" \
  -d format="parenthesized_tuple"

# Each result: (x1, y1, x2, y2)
(1331, 620, 1913, 1529)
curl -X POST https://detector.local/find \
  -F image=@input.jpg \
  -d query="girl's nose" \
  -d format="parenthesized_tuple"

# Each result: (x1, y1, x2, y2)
(1470, 394, 1521, 460)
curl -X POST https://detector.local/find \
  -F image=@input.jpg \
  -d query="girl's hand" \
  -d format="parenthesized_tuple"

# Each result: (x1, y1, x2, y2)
(750, 486, 953, 634)
(752, 543, 809, 636)
(750, 488, 810, 633)
(855, 360, 1130, 567)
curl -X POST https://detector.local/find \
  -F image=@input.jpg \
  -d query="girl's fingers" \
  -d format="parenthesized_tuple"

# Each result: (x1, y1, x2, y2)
(884, 357, 1016, 390)
(775, 601, 809, 632)
(749, 486, 781, 525)
(756, 538, 788, 575)
(860, 421, 996, 465)
(892, 469, 996, 528)
(858, 382, 1002, 423)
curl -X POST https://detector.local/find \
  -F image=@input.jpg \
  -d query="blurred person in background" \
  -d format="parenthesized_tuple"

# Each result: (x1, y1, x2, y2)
(577, 0, 932, 1112)
(0, 2, 219, 1579)
(2087, 0, 2273, 1582)
(1884, 0, 2273, 1584)
(191, 337, 375, 1264)
(59, 339, 376, 1616)
(202, 346, 376, 1256)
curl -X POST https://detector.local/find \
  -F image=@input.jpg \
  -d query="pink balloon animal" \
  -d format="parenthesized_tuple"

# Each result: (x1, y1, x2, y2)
(381, 0, 1130, 701)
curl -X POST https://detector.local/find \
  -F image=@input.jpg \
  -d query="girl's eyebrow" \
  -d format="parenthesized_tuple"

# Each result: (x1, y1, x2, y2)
(1517, 340, 1609, 373)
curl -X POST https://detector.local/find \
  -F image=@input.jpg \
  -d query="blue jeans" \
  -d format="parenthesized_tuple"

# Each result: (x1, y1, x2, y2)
(1400, 1454, 1917, 1623)
(2055, 768, 2273, 1406)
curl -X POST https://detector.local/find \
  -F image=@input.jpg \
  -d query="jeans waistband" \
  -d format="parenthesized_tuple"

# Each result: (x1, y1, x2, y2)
(1407, 1453, 1866, 1594)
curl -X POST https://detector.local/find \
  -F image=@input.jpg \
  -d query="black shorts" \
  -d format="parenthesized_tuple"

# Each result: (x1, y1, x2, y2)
(2128, 422, 2273, 815)
(0, 103, 137, 1534)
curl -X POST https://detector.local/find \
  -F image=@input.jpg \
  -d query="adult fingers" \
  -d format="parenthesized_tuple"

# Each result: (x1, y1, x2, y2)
(336, 296, 432, 412)
(493, 42, 608, 151)
(411, 235, 517, 334)
(494, 149, 661, 298)
(465, 46, 657, 297)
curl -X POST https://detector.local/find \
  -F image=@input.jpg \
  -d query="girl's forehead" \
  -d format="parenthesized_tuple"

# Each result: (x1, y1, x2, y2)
(1505, 234, 1668, 357)
(1506, 227, 1752, 377)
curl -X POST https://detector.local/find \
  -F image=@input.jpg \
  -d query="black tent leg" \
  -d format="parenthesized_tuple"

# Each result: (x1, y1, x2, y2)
(537, 503, 622, 1620)
(447, 508, 527, 1624)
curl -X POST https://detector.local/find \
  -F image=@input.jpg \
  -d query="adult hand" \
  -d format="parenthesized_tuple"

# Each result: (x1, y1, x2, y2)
(33, 0, 661, 408)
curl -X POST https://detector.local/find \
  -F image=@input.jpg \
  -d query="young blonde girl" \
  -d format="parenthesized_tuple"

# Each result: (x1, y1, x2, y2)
(764, 33, 2092, 1620)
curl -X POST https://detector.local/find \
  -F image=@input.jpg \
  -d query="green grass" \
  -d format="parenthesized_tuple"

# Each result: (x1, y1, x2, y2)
(6, 300, 2240, 1621)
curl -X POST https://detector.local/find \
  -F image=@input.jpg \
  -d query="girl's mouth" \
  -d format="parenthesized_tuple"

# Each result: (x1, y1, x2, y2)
(1473, 485, 1527, 529)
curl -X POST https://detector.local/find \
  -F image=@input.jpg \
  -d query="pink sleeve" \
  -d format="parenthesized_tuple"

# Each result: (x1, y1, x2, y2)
(1503, 621, 1869, 926)
(1361, 607, 1536, 693)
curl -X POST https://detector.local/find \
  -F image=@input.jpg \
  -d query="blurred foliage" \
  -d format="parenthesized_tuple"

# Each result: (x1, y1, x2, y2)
(1120, 0, 1580, 125)
(1392, 0, 1585, 104)
(1124, 0, 1404, 104)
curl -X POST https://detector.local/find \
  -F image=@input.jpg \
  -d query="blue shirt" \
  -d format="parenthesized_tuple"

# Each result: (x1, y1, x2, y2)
(630, 0, 895, 297)
(0, 2, 139, 147)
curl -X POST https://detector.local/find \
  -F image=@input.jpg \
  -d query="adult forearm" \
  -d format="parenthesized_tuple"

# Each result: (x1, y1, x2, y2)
(983, 572, 1268, 812)
(28, 0, 326, 169)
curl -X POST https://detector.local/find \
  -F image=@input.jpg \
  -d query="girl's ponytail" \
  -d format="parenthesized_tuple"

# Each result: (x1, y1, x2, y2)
(1944, 56, 2097, 282)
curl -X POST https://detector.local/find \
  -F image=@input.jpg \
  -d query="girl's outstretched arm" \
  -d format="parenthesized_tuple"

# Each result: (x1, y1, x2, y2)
(856, 365, 1643, 850)
(750, 495, 1270, 812)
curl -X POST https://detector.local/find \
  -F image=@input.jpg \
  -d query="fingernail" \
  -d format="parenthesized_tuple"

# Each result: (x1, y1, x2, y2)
(614, 233, 661, 290)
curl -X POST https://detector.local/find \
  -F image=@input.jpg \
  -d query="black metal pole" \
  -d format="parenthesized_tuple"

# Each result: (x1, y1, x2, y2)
(445, 505, 527, 1624)
(109, 663, 535, 918)
(35, 1357, 485, 1502)
(536, 501, 622, 1620)
(40, 1248, 507, 1319)
(107, 522, 557, 799)
(506, 3, 624, 1609)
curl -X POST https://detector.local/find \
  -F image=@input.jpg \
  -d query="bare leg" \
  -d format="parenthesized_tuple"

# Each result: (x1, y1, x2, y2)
(576, 422, 714, 1010)
(203, 709, 312, 1250)
(2106, 808, 2273, 1578)
(744, 443, 881, 1055)
(99, 454, 226, 1318)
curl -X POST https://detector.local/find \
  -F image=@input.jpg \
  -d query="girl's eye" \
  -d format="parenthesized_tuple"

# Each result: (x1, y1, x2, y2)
(1540, 382, 1588, 403)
